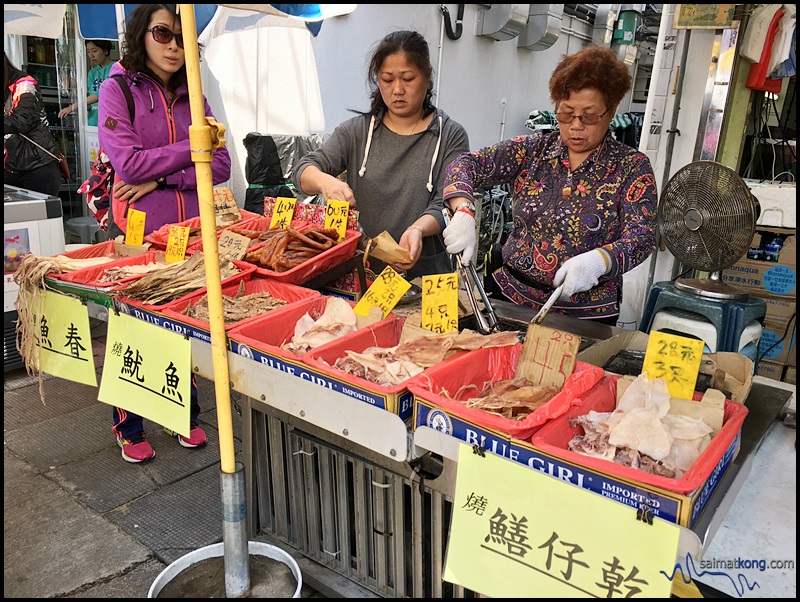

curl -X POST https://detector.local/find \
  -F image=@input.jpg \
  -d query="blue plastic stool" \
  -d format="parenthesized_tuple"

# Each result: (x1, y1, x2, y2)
(65, 216, 103, 245)
(640, 281, 767, 353)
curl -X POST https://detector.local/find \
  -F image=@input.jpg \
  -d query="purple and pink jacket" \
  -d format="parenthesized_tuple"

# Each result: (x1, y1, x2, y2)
(98, 62, 231, 235)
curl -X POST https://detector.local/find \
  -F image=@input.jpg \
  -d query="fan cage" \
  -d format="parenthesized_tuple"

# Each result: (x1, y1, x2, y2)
(658, 161, 757, 273)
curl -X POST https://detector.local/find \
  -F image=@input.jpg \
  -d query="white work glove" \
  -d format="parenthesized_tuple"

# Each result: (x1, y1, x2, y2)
(443, 211, 477, 265)
(553, 249, 610, 301)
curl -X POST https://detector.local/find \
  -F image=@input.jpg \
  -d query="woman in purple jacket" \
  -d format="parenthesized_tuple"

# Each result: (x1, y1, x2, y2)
(99, 4, 231, 463)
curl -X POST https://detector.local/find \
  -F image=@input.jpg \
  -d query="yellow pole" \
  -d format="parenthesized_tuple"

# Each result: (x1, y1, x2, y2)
(178, 5, 236, 475)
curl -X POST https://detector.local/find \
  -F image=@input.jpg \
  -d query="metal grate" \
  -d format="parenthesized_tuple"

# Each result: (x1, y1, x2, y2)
(250, 409, 479, 598)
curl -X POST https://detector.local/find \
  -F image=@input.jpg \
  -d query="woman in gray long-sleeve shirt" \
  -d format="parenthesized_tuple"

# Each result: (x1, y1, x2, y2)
(293, 30, 469, 279)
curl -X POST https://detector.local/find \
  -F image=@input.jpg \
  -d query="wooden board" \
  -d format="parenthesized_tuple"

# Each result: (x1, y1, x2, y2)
(516, 323, 581, 388)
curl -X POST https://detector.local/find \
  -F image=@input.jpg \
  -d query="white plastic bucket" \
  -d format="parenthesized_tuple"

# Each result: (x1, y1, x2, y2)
(148, 541, 302, 598)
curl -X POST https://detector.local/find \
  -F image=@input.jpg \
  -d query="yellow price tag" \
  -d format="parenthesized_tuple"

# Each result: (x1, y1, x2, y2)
(421, 273, 459, 334)
(642, 331, 705, 399)
(164, 226, 190, 263)
(270, 196, 297, 230)
(125, 208, 146, 246)
(324, 199, 350, 241)
(354, 266, 411, 319)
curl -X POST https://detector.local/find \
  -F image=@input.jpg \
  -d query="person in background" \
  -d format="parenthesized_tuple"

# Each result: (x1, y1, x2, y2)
(293, 30, 470, 279)
(98, 3, 231, 462)
(442, 46, 657, 324)
(4, 52, 61, 196)
(58, 39, 116, 126)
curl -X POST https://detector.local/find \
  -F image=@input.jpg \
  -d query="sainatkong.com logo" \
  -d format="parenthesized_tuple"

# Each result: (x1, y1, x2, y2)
(663, 553, 796, 597)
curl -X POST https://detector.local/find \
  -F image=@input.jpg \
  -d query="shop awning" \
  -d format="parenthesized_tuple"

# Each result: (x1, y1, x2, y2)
(5, 4, 354, 40)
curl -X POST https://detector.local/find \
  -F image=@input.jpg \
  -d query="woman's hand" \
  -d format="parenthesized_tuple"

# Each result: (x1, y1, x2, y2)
(57, 105, 75, 118)
(113, 179, 158, 204)
(318, 173, 356, 207)
(395, 226, 424, 271)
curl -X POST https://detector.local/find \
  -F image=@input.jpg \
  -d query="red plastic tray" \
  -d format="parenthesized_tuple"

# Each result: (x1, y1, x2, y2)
(229, 295, 394, 361)
(52, 250, 165, 289)
(144, 209, 262, 252)
(161, 274, 321, 332)
(407, 344, 605, 441)
(529, 376, 749, 494)
(59, 240, 117, 260)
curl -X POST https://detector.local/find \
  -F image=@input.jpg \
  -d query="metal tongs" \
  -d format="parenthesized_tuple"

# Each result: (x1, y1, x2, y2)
(531, 284, 564, 325)
(442, 208, 498, 334)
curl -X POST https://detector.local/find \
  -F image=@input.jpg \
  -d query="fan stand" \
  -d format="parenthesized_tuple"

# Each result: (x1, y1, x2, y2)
(674, 271, 751, 301)
(640, 280, 767, 355)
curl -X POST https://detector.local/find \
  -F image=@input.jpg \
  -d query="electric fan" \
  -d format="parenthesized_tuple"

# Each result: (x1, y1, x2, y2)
(658, 160, 761, 300)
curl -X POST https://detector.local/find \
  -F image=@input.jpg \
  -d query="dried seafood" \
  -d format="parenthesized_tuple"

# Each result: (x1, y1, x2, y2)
(116, 252, 240, 306)
(181, 280, 287, 324)
(331, 329, 520, 387)
(243, 226, 340, 272)
(97, 257, 182, 283)
(282, 297, 356, 354)
(449, 377, 560, 421)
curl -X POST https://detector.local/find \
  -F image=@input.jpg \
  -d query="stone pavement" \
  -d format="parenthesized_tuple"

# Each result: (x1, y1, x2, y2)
(3, 319, 321, 598)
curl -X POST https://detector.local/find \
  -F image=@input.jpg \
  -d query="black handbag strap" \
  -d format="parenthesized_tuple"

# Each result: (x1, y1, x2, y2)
(110, 74, 135, 122)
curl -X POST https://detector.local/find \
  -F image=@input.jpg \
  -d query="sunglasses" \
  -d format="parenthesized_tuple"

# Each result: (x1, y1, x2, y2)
(146, 26, 184, 49)
(555, 109, 610, 125)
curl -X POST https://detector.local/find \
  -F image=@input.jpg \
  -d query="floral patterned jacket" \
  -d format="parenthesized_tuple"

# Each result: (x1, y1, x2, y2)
(443, 131, 657, 318)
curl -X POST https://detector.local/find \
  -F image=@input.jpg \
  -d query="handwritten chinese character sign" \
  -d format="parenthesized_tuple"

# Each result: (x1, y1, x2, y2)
(444, 444, 679, 598)
(324, 199, 350, 241)
(165, 225, 190, 263)
(269, 197, 297, 230)
(34, 289, 96, 386)
(643, 331, 705, 399)
(354, 266, 411, 318)
(421, 273, 459, 333)
(98, 312, 191, 436)
(125, 208, 146, 246)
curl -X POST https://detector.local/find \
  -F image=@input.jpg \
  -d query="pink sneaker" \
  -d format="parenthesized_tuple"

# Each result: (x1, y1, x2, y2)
(116, 431, 155, 463)
(165, 424, 207, 448)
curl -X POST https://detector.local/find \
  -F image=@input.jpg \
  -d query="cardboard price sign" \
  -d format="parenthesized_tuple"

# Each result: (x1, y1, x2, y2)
(269, 196, 297, 229)
(642, 331, 705, 399)
(354, 265, 411, 319)
(421, 273, 459, 334)
(516, 324, 580, 388)
(164, 226, 190, 263)
(125, 209, 146, 247)
(324, 199, 350, 241)
(213, 186, 242, 227)
(217, 229, 250, 262)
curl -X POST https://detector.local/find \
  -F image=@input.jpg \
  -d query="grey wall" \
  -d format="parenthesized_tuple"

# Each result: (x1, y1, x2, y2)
(309, 5, 600, 149)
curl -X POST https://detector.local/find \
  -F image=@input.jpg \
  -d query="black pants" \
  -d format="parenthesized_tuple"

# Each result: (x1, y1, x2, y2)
(5, 162, 61, 197)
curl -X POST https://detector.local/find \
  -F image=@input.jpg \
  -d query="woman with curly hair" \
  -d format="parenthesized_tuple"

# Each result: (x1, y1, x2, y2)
(442, 46, 657, 324)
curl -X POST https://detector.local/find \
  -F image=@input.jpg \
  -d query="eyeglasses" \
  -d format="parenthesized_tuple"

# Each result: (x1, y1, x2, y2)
(555, 109, 610, 125)
(146, 26, 184, 49)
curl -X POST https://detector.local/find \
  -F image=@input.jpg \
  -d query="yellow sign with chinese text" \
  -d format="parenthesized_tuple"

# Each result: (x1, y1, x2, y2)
(354, 265, 411, 318)
(324, 199, 349, 241)
(421, 273, 459, 334)
(164, 225, 190, 263)
(444, 444, 679, 598)
(125, 208, 146, 246)
(642, 331, 705, 399)
(98, 312, 191, 436)
(270, 197, 297, 230)
(34, 290, 97, 386)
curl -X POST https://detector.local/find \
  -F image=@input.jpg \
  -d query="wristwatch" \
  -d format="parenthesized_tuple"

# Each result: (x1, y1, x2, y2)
(452, 200, 476, 214)
(156, 176, 167, 190)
